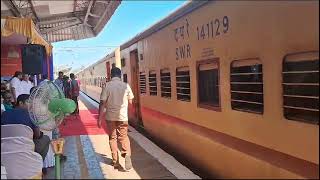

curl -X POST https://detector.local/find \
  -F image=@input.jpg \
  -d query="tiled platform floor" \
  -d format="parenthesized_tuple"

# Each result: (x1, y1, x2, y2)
(48, 134, 177, 179)
(43, 93, 198, 179)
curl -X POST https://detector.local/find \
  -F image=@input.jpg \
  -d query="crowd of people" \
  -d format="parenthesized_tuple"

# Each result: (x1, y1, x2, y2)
(1, 67, 135, 176)
(1, 71, 80, 177)
(54, 71, 80, 116)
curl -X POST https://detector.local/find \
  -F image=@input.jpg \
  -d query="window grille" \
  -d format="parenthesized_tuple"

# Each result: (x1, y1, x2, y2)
(161, 69, 171, 98)
(149, 71, 157, 96)
(283, 52, 319, 124)
(139, 72, 146, 94)
(176, 67, 191, 102)
(230, 59, 263, 114)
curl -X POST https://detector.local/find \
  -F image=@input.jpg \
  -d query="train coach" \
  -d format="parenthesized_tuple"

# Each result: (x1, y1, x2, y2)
(77, 1, 319, 178)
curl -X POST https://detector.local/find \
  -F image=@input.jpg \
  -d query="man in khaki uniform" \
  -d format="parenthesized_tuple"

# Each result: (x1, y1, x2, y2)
(98, 67, 134, 171)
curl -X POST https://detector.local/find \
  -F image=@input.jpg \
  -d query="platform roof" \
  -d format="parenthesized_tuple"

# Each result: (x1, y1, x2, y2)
(1, 0, 121, 43)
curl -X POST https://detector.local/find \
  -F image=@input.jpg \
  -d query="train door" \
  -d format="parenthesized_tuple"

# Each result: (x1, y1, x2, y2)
(106, 61, 111, 81)
(129, 50, 143, 128)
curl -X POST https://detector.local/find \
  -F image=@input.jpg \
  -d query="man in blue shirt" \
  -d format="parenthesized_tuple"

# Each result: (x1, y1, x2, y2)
(54, 71, 64, 93)
(1, 94, 50, 160)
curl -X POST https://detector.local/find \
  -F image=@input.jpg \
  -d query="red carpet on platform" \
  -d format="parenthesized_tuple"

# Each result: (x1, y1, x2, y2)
(59, 109, 109, 136)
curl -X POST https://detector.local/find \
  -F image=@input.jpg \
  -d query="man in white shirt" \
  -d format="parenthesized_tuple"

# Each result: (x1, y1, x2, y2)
(98, 67, 134, 171)
(10, 71, 23, 103)
(20, 74, 34, 95)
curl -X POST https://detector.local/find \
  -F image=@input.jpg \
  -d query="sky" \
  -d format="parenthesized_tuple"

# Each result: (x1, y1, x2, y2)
(52, 1, 187, 72)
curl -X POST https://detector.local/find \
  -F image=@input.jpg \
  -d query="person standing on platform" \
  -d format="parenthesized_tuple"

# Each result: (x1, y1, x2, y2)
(75, 75, 81, 87)
(63, 75, 71, 99)
(38, 74, 49, 86)
(37, 74, 43, 85)
(52, 72, 67, 161)
(98, 67, 134, 171)
(29, 76, 35, 86)
(54, 71, 64, 94)
(10, 71, 23, 104)
(38, 74, 48, 85)
(20, 74, 34, 95)
(69, 73, 79, 115)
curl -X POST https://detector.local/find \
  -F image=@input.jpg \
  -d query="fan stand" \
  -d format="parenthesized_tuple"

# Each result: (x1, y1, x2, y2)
(51, 138, 65, 179)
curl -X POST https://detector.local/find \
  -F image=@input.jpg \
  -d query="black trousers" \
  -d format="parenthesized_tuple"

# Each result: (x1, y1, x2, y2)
(33, 135, 50, 160)
(71, 96, 79, 114)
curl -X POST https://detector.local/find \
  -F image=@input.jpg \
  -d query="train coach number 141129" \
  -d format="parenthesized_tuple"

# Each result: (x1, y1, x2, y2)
(196, 16, 229, 40)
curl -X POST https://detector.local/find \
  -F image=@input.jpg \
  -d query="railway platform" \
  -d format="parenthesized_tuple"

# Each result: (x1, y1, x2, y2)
(44, 92, 200, 179)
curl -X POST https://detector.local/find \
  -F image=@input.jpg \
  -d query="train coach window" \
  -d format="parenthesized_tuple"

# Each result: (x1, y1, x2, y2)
(149, 71, 157, 96)
(139, 72, 146, 94)
(123, 74, 128, 83)
(283, 52, 319, 125)
(197, 60, 220, 109)
(230, 59, 263, 114)
(176, 67, 191, 102)
(161, 69, 171, 98)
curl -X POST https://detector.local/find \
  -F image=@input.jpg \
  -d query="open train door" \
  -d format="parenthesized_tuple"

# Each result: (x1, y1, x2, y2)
(129, 50, 144, 129)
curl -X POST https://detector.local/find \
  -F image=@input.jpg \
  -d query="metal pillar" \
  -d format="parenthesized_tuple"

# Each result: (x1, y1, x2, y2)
(55, 154, 61, 179)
